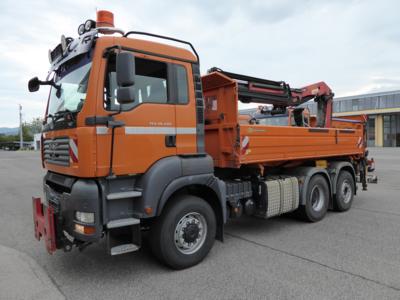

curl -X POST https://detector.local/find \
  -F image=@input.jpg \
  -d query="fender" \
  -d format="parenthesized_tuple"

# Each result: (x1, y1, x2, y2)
(328, 161, 356, 195)
(284, 167, 333, 206)
(158, 173, 227, 223)
(136, 154, 226, 219)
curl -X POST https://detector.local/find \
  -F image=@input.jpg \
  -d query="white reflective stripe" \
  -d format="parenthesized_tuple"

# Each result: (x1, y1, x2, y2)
(69, 139, 78, 159)
(125, 127, 175, 135)
(96, 127, 109, 135)
(125, 127, 196, 135)
(176, 127, 197, 134)
(242, 136, 249, 148)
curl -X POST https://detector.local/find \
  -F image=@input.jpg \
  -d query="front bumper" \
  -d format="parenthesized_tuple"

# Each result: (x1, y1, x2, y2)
(32, 175, 104, 253)
(33, 172, 144, 255)
(32, 197, 57, 254)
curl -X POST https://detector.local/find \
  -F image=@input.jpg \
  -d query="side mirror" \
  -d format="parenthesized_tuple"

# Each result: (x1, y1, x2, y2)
(117, 86, 135, 104)
(28, 77, 40, 92)
(116, 52, 135, 104)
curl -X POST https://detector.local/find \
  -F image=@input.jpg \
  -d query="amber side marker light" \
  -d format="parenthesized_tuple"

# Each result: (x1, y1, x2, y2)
(144, 207, 153, 215)
(75, 224, 96, 235)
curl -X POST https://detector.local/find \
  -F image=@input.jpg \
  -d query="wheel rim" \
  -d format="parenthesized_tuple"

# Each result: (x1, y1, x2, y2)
(174, 212, 207, 255)
(311, 185, 325, 211)
(341, 179, 352, 204)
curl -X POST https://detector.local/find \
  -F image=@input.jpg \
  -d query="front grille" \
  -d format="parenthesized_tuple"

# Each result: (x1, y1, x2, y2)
(43, 137, 70, 166)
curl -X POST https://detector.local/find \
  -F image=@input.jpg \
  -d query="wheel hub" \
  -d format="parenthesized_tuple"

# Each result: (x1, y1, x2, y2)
(341, 179, 352, 204)
(183, 223, 200, 243)
(174, 212, 207, 255)
(311, 185, 325, 212)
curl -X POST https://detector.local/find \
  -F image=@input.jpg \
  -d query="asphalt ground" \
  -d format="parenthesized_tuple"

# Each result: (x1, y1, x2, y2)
(0, 148, 399, 299)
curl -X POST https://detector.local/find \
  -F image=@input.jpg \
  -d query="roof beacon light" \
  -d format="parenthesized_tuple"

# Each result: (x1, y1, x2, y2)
(96, 10, 114, 28)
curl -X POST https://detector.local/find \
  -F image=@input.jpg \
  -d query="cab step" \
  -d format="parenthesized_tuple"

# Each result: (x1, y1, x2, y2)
(110, 243, 140, 255)
(107, 191, 142, 201)
(106, 217, 141, 256)
(107, 218, 140, 229)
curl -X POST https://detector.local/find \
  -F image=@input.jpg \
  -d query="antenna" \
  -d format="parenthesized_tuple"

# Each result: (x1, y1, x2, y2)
(19, 104, 23, 150)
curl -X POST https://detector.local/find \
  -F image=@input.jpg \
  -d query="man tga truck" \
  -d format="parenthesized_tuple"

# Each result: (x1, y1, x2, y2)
(29, 11, 376, 269)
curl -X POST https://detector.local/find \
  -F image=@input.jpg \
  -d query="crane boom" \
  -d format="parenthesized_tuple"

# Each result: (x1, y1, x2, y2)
(208, 67, 334, 127)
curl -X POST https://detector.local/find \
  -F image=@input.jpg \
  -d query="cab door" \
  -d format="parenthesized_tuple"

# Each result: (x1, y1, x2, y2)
(99, 53, 177, 175)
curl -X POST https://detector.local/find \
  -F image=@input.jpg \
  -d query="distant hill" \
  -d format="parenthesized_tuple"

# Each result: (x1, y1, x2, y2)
(0, 127, 18, 135)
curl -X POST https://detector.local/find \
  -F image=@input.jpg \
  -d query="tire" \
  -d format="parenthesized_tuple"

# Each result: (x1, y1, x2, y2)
(150, 195, 216, 270)
(299, 174, 330, 222)
(333, 170, 355, 212)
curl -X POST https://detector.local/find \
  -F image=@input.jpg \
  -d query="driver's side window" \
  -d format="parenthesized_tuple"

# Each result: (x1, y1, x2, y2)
(104, 55, 169, 111)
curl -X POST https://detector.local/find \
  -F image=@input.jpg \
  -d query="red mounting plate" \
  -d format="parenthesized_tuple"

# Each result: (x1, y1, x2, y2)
(32, 197, 56, 254)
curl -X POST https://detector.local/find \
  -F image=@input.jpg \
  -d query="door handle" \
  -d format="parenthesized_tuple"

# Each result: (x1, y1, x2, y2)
(165, 135, 176, 147)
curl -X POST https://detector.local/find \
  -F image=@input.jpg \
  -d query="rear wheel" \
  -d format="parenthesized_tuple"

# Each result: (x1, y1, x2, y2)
(333, 170, 355, 212)
(299, 174, 330, 222)
(150, 195, 216, 269)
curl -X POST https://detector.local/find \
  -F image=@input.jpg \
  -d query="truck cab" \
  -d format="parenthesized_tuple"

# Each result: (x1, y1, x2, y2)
(39, 29, 202, 178)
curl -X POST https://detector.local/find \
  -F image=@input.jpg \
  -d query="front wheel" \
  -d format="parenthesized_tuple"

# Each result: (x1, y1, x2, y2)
(150, 195, 216, 269)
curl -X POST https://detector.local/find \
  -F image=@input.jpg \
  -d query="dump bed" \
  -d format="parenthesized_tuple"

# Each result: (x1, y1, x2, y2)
(202, 72, 366, 169)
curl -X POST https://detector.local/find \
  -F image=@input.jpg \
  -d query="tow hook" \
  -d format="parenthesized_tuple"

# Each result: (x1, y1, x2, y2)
(63, 243, 73, 252)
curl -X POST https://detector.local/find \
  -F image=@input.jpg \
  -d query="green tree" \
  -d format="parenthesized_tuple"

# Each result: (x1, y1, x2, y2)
(0, 134, 14, 143)
(22, 123, 33, 142)
(27, 117, 43, 135)
(0, 118, 43, 145)
(21, 117, 43, 142)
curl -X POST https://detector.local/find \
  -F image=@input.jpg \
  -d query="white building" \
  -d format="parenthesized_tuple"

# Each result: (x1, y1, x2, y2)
(33, 133, 41, 151)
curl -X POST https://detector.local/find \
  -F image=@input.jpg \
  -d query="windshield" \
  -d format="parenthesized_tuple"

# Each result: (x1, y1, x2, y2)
(47, 55, 92, 118)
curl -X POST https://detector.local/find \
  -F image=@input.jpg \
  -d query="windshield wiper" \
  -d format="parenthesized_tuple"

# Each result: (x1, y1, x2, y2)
(46, 109, 74, 124)
(55, 109, 74, 120)
(55, 109, 72, 115)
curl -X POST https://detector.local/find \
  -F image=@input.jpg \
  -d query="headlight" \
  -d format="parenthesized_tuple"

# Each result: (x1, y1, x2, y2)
(78, 23, 85, 35)
(84, 19, 95, 31)
(61, 35, 67, 52)
(75, 211, 95, 224)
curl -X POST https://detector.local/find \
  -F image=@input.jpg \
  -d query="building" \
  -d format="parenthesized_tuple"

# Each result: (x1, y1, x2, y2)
(33, 133, 41, 151)
(304, 90, 400, 147)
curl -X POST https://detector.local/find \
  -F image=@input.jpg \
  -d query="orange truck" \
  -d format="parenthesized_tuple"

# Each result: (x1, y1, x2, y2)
(29, 11, 376, 269)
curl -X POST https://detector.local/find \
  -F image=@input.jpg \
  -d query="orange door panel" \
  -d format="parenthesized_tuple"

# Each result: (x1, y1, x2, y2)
(96, 103, 177, 176)
(115, 103, 177, 174)
(96, 51, 179, 176)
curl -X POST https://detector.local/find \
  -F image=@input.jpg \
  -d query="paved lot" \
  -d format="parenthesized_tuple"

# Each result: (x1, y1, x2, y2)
(1, 148, 400, 299)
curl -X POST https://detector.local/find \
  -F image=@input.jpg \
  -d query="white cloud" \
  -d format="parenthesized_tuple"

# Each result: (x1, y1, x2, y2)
(0, 0, 399, 127)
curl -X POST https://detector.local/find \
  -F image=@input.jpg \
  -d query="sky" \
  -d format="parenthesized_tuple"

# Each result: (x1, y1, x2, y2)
(0, 0, 399, 127)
